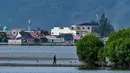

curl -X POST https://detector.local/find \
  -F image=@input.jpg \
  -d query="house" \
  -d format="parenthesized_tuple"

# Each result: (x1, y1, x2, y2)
(57, 33, 74, 43)
(29, 31, 41, 42)
(34, 28, 50, 36)
(51, 27, 76, 36)
(15, 31, 35, 43)
(11, 28, 25, 36)
(41, 30, 50, 36)
(73, 36, 80, 43)
(46, 35, 63, 43)
(7, 36, 15, 40)
(71, 23, 98, 37)
(34, 28, 41, 36)
(8, 39, 22, 45)
(29, 31, 39, 38)
(40, 37, 48, 43)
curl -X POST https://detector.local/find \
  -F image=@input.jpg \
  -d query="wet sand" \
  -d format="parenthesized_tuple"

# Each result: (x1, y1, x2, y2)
(0, 57, 78, 60)
(0, 63, 82, 67)
(0, 46, 81, 67)
(0, 57, 81, 67)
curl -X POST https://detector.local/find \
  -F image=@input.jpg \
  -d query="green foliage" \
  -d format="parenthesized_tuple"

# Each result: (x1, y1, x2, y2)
(107, 28, 130, 44)
(0, 32, 7, 40)
(106, 28, 130, 67)
(97, 13, 115, 37)
(76, 34, 104, 66)
(98, 47, 107, 63)
(76, 27, 130, 68)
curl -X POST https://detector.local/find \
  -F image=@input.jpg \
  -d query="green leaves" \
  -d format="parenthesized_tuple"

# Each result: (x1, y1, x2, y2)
(77, 27, 130, 68)
(0, 32, 7, 40)
(106, 28, 130, 66)
(76, 34, 104, 66)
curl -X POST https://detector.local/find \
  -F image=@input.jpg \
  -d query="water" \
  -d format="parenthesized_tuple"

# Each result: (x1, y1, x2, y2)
(0, 46, 77, 58)
(0, 46, 129, 73)
(0, 46, 80, 65)
(0, 67, 129, 73)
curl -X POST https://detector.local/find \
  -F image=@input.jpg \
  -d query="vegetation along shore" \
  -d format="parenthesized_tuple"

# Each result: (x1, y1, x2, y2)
(76, 13, 130, 69)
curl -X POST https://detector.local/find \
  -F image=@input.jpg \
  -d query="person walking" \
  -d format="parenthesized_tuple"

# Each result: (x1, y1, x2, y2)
(53, 55, 57, 65)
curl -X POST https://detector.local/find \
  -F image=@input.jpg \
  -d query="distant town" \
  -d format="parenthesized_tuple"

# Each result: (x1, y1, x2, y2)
(0, 22, 102, 45)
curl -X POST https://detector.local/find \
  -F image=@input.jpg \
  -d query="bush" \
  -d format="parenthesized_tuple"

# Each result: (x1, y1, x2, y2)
(106, 28, 130, 68)
(76, 34, 104, 67)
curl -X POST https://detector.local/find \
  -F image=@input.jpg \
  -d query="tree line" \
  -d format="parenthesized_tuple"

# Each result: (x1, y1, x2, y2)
(76, 13, 130, 68)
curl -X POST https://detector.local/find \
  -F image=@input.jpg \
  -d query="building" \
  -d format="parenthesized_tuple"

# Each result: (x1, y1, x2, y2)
(46, 35, 63, 43)
(11, 28, 25, 36)
(15, 31, 36, 43)
(41, 30, 50, 36)
(71, 23, 98, 37)
(57, 34, 74, 43)
(3, 26, 8, 32)
(51, 27, 76, 36)
(73, 36, 80, 43)
(8, 40, 22, 45)
(29, 31, 39, 38)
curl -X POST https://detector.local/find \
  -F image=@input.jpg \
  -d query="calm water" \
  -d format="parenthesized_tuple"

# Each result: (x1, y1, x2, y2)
(0, 46, 77, 58)
(0, 46, 80, 64)
(0, 46, 129, 73)
(0, 67, 130, 73)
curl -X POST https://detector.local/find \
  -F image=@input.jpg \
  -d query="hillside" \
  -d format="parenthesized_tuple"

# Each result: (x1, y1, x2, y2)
(0, 0, 130, 30)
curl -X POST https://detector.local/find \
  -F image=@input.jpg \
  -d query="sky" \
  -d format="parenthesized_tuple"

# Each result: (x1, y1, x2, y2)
(0, 0, 130, 30)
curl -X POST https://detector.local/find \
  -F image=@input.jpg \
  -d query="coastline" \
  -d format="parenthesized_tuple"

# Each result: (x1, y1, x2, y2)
(0, 63, 81, 67)
(0, 43, 76, 46)
(0, 57, 80, 67)
(0, 57, 78, 60)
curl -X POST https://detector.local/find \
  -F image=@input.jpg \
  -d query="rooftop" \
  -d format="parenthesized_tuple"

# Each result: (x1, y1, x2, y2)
(77, 23, 98, 26)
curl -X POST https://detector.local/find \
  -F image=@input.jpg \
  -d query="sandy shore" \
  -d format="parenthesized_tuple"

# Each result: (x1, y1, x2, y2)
(0, 57, 81, 67)
(0, 57, 78, 60)
(0, 63, 82, 67)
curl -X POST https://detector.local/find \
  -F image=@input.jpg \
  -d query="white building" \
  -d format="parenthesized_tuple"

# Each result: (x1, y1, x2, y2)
(51, 27, 76, 36)
(8, 40, 22, 45)
(71, 23, 98, 37)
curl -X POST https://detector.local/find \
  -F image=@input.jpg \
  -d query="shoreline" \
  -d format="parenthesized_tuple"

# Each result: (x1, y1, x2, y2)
(0, 43, 76, 46)
(0, 57, 78, 60)
(0, 63, 130, 70)
(0, 57, 130, 69)
(0, 63, 81, 67)
(0, 63, 129, 70)
(0, 57, 81, 67)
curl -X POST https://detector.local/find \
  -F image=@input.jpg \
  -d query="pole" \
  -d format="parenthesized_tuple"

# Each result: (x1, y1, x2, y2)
(28, 18, 31, 31)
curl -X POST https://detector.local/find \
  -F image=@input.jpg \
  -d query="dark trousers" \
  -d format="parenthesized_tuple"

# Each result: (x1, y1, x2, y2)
(53, 60, 56, 65)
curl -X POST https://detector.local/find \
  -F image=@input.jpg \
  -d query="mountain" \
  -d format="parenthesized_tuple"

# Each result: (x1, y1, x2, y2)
(0, 0, 130, 30)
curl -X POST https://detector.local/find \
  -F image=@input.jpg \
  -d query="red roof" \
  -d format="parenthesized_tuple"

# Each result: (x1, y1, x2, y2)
(29, 32, 38, 38)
